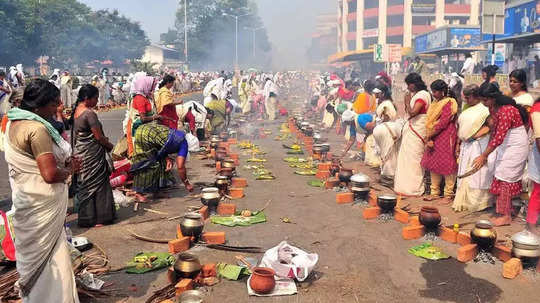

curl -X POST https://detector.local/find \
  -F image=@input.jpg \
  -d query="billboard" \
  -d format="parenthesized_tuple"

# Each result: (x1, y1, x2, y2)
(415, 28, 447, 53)
(415, 27, 482, 53)
(482, 1, 540, 41)
(449, 28, 481, 48)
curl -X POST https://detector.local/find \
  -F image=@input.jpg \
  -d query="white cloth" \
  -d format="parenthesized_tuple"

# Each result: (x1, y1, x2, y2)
(494, 126, 529, 183)
(4, 122, 79, 303)
(373, 120, 404, 177)
(528, 142, 540, 184)
(457, 136, 495, 189)
(514, 93, 534, 107)
(461, 57, 475, 75)
(263, 79, 278, 100)
(376, 100, 397, 121)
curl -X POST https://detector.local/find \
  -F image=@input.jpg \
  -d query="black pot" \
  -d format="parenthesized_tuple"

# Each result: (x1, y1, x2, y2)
(377, 195, 397, 212)
(338, 168, 353, 183)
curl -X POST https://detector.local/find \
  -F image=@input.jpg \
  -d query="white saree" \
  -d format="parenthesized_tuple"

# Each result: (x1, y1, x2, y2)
(4, 122, 79, 303)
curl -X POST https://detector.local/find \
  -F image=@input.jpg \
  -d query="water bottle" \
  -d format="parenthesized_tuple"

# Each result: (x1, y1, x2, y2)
(65, 224, 73, 244)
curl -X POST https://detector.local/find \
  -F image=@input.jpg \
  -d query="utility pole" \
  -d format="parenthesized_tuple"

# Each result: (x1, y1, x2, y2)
(184, 0, 188, 65)
(244, 27, 264, 58)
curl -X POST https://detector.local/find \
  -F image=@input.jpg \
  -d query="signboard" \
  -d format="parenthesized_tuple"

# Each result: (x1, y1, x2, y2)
(412, 1, 436, 14)
(448, 28, 481, 48)
(363, 28, 378, 38)
(374, 44, 385, 62)
(387, 44, 402, 63)
(482, 0, 505, 35)
(482, 1, 539, 41)
(415, 28, 447, 53)
(485, 43, 506, 68)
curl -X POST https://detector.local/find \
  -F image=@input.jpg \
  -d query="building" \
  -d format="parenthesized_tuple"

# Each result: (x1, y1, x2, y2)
(332, 0, 481, 62)
(307, 14, 339, 65)
(141, 44, 183, 69)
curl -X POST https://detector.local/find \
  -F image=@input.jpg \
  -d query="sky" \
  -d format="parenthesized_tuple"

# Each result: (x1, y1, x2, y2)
(79, 0, 335, 68)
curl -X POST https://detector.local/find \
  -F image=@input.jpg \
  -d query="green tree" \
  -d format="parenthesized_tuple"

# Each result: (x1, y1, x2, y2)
(171, 0, 271, 69)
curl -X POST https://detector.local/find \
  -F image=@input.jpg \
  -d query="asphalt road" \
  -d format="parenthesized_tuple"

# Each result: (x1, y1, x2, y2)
(2, 92, 540, 302)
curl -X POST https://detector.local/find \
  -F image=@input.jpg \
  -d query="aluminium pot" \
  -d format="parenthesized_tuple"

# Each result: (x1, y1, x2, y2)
(201, 187, 220, 214)
(350, 173, 370, 189)
(511, 230, 540, 258)
(174, 253, 202, 279)
(470, 220, 497, 250)
(419, 206, 441, 229)
(377, 195, 397, 212)
(338, 168, 354, 183)
(179, 213, 204, 240)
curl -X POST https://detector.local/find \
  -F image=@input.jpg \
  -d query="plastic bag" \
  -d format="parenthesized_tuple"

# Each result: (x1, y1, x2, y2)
(112, 190, 133, 207)
(259, 241, 318, 281)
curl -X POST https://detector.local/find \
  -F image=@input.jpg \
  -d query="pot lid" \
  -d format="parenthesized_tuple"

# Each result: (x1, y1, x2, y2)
(351, 187, 370, 192)
(202, 187, 219, 193)
(475, 220, 494, 229)
(184, 212, 203, 220)
(350, 173, 370, 183)
(511, 230, 540, 246)
(378, 195, 397, 200)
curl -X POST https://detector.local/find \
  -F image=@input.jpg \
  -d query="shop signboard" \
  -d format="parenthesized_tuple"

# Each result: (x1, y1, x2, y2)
(484, 43, 506, 68)
(415, 28, 447, 53)
(387, 44, 403, 63)
(482, 1, 539, 41)
(448, 28, 481, 48)
(374, 44, 385, 62)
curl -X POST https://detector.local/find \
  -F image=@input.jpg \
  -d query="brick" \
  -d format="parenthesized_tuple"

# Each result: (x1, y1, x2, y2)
(215, 161, 222, 172)
(493, 244, 512, 262)
(228, 138, 238, 144)
(210, 149, 216, 158)
(402, 225, 425, 240)
(313, 153, 321, 160)
(202, 232, 226, 244)
(175, 279, 193, 296)
(457, 244, 478, 262)
(218, 142, 229, 149)
(228, 188, 244, 199)
(231, 177, 247, 188)
(176, 224, 184, 238)
(503, 258, 522, 279)
(394, 208, 409, 224)
(368, 191, 377, 207)
(325, 177, 340, 189)
(316, 170, 331, 180)
(318, 162, 331, 171)
(168, 237, 191, 254)
(457, 232, 472, 246)
(199, 206, 209, 220)
(363, 207, 381, 219)
(229, 153, 239, 160)
(439, 227, 458, 243)
(217, 203, 236, 215)
(160, 300, 175, 303)
(202, 263, 217, 277)
(336, 192, 354, 204)
(409, 216, 421, 226)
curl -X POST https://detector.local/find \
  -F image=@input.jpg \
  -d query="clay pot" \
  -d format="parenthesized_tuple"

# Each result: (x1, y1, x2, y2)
(174, 253, 202, 279)
(179, 213, 204, 240)
(419, 206, 441, 229)
(249, 267, 276, 294)
(338, 168, 353, 183)
(470, 220, 497, 250)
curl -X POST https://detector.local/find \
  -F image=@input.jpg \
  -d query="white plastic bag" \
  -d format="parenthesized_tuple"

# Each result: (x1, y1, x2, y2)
(259, 241, 318, 282)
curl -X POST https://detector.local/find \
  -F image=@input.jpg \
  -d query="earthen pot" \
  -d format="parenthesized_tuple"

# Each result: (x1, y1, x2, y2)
(249, 267, 276, 294)
(338, 168, 353, 183)
(419, 206, 441, 229)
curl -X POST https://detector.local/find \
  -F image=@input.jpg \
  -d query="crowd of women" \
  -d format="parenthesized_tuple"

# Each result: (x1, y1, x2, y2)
(309, 68, 540, 233)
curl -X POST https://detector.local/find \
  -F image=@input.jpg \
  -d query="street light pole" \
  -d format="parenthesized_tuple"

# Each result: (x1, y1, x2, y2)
(244, 27, 264, 58)
(184, 0, 188, 64)
(223, 12, 251, 68)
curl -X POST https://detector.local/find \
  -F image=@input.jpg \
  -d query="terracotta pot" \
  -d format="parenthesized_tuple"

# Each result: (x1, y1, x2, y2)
(249, 267, 276, 294)
(419, 206, 441, 229)
(229, 187, 244, 199)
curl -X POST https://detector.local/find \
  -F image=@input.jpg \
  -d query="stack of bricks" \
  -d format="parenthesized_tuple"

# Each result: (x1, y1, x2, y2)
(316, 162, 331, 180)
(456, 231, 512, 263)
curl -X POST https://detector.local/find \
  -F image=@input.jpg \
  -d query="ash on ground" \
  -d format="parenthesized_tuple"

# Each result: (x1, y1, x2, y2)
(333, 186, 350, 193)
(377, 212, 394, 223)
(473, 250, 497, 265)
(353, 199, 369, 206)
(423, 231, 438, 241)
(522, 258, 540, 279)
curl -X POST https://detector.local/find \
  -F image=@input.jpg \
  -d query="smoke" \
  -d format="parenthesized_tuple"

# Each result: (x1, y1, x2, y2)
(255, 0, 334, 70)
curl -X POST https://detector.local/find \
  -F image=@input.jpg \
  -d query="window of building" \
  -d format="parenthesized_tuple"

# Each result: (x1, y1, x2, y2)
(348, 0, 357, 12)
(363, 37, 378, 48)
(387, 15, 404, 27)
(365, 0, 378, 9)
(364, 17, 378, 29)
(348, 21, 357, 32)
(387, 36, 404, 44)
(348, 40, 357, 51)
(412, 16, 433, 25)
(388, 0, 404, 6)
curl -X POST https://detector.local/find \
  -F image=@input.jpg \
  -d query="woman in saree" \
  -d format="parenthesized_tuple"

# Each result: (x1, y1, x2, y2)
(340, 110, 376, 157)
(394, 73, 432, 196)
(526, 97, 540, 234)
(206, 93, 226, 134)
(4, 79, 80, 302)
(72, 84, 116, 227)
(421, 79, 459, 203)
(372, 85, 402, 185)
(481, 65, 499, 89)
(126, 76, 162, 156)
(452, 85, 494, 212)
(472, 83, 529, 226)
(509, 69, 534, 109)
(130, 123, 197, 201)
(155, 74, 183, 130)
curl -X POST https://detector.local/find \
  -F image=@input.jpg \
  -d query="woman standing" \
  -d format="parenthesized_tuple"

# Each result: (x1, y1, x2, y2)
(527, 97, 540, 234)
(421, 79, 459, 202)
(155, 75, 183, 129)
(481, 65, 499, 88)
(72, 84, 116, 227)
(509, 69, 534, 108)
(394, 73, 431, 196)
(473, 83, 529, 226)
(453, 85, 494, 212)
(130, 123, 196, 201)
(4, 79, 80, 302)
